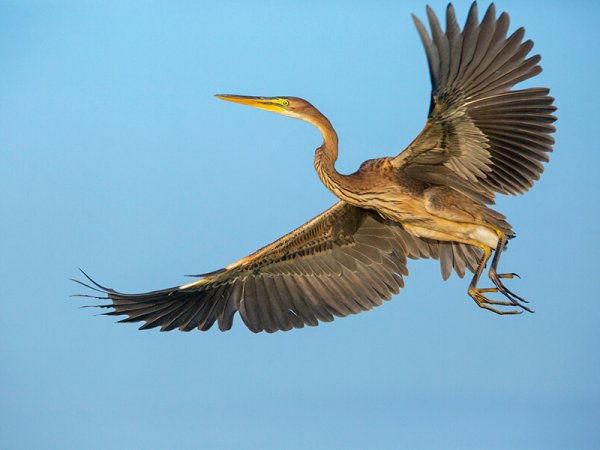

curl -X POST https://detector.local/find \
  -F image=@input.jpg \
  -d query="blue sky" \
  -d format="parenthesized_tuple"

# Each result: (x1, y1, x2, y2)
(1, 1, 598, 449)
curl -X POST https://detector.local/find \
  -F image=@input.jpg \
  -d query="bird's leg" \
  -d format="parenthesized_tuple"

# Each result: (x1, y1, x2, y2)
(488, 233, 533, 313)
(467, 246, 522, 315)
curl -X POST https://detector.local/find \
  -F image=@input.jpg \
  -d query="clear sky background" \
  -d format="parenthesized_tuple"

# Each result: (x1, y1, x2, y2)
(1, 1, 598, 449)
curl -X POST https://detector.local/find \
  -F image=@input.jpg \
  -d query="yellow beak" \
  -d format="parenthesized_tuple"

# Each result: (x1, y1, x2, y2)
(215, 94, 287, 114)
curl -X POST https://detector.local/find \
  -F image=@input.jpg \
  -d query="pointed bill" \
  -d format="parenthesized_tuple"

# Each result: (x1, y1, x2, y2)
(215, 94, 288, 113)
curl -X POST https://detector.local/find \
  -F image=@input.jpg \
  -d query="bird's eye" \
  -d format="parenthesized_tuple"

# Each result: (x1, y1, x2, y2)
(282, 99, 289, 106)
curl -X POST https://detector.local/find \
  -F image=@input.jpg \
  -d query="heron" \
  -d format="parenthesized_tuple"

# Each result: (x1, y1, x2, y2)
(77, 3, 556, 333)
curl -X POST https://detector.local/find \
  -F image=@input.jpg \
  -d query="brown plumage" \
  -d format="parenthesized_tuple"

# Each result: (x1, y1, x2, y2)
(77, 3, 556, 333)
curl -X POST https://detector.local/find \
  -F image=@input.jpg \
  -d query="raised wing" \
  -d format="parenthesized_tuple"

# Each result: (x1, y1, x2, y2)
(393, 3, 556, 203)
(78, 202, 480, 333)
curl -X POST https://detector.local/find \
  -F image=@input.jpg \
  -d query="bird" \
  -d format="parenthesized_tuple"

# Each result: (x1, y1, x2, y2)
(76, 2, 556, 333)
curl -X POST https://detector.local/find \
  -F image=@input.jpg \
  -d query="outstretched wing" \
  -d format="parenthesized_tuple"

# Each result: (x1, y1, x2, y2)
(393, 3, 556, 203)
(78, 202, 480, 333)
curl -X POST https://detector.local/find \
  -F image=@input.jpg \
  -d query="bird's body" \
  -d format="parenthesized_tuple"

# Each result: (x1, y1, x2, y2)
(78, 3, 556, 333)
(314, 113, 507, 251)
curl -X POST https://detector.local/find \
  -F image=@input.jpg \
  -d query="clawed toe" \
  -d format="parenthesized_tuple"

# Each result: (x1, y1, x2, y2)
(497, 272, 520, 279)
(468, 287, 528, 315)
(488, 269, 532, 311)
(481, 304, 522, 315)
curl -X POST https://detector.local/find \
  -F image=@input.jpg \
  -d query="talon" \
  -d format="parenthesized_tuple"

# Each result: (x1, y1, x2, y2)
(498, 272, 520, 279)
(498, 285, 532, 309)
(494, 280, 531, 307)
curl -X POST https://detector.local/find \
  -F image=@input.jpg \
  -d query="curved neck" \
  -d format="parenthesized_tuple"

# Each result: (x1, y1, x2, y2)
(306, 111, 346, 195)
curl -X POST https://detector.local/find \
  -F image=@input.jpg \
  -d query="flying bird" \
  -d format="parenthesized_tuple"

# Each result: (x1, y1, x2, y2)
(77, 3, 556, 333)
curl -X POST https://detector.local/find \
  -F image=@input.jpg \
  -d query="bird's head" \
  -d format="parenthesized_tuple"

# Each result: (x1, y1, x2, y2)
(215, 94, 318, 122)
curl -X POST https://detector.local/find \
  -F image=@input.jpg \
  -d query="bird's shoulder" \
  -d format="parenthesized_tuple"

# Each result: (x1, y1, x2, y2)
(355, 156, 396, 177)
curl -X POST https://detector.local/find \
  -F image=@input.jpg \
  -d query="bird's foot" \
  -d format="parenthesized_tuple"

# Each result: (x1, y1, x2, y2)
(488, 269, 533, 313)
(494, 272, 526, 301)
(468, 287, 525, 315)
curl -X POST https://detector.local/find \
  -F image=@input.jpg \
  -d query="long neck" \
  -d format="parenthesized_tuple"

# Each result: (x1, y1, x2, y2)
(306, 111, 346, 195)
